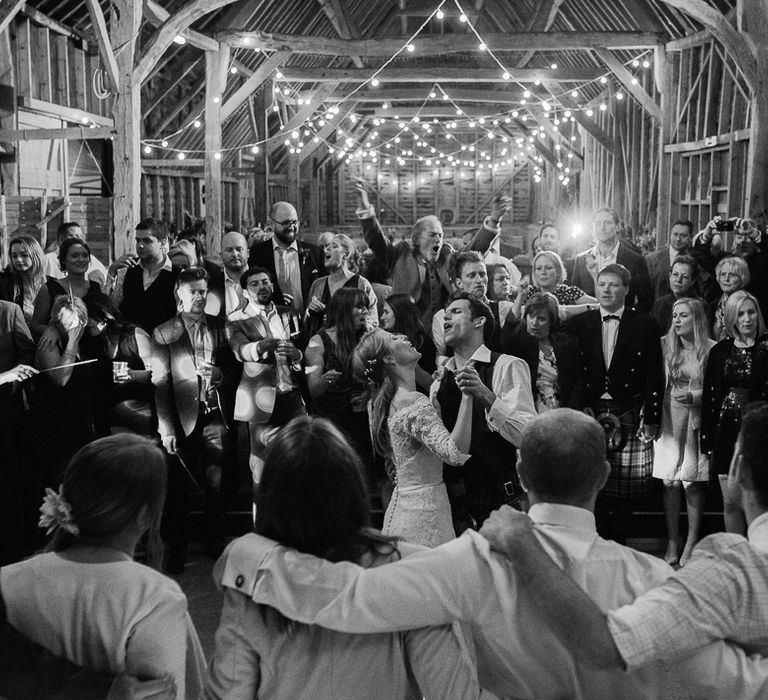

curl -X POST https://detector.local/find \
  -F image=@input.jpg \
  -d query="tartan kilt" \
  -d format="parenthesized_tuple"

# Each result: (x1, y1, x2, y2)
(597, 398, 654, 499)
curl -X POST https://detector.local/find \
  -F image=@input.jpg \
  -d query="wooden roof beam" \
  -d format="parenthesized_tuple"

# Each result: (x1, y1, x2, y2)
(221, 51, 289, 122)
(594, 48, 662, 123)
(316, 0, 364, 68)
(268, 82, 340, 155)
(545, 86, 616, 152)
(298, 101, 359, 163)
(280, 66, 602, 83)
(144, 57, 204, 117)
(524, 104, 584, 162)
(135, 0, 238, 85)
(516, 0, 563, 68)
(143, 0, 219, 52)
(317, 88, 523, 104)
(84, 0, 120, 92)
(0, 0, 24, 35)
(219, 31, 663, 55)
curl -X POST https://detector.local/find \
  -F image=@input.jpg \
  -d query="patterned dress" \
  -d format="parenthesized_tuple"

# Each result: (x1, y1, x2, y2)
(527, 284, 586, 305)
(385, 392, 469, 547)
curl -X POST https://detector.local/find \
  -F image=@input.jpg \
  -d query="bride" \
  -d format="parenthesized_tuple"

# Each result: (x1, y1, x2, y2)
(353, 329, 472, 547)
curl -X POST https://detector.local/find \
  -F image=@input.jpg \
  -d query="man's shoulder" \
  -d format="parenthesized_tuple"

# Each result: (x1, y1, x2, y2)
(618, 242, 645, 264)
(646, 246, 668, 262)
(152, 315, 185, 345)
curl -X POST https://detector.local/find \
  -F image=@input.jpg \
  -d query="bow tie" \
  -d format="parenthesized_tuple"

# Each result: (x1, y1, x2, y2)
(602, 314, 621, 323)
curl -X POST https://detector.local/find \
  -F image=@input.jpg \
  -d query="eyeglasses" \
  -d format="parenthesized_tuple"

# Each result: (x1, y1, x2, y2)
(271, 218, 299, 228)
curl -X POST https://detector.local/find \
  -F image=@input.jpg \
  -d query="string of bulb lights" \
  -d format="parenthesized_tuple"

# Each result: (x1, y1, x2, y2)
(139, 0, 656, 189)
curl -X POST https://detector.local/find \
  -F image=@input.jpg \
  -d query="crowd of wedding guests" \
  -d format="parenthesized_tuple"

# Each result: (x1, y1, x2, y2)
(3, 186, 768, 697)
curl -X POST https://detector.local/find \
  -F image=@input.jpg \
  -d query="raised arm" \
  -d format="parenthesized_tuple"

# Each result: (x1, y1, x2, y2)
(465, 194, 511, 255)
(353, 180, 397, 270)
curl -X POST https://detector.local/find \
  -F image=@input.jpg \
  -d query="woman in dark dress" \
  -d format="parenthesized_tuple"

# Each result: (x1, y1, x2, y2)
(305, 287, 376, 487)
(702, 290, 768, 535)
(82, 293, 154, 436)
(31, 238, 100, 338)
(0, 301, 37, 564)
(380, 293, 437, 393)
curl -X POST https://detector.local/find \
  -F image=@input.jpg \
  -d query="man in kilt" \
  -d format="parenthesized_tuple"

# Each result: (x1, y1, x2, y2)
(566, 263, 664, 542)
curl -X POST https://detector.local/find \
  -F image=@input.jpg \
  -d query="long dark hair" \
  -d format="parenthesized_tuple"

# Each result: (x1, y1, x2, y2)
(325, 286, 368, 372)
(85, 292, 135, 338)
(385, 293, 427, 350)
(46, 435, 167, 568)
(255, 416, 398, 563)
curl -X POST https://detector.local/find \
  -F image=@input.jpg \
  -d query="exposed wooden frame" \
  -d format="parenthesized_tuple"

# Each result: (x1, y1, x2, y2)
(280, 66, 602, 83)
(135, 0, 239, 85)
(316, 0, 364, 68)
(18, 96, 114, 127)
(267, 83, 340, 155)
(516, 0, 563, 68)
(0, 126, 115, 140)
(84, 0, 120, 92)
(0, 0, 24, 35)
(594, 48, 662, 123)
(143, 0, 219, 52)
(319, 88, 524, 104)
(219, 31, 663, 54)
(221, 51, 289, 122)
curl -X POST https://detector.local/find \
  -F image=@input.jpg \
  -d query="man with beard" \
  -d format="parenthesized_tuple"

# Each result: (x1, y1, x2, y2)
(247, 202, 323, 317)
(353, 180, 510, 328)
(692, 216, 768, 313)
(435, 294, 536, 527)
(649, 254, 700, 333)
(572, 209, 653, 312)
(227, 266, 305, 484)
(645, 219, 694, 299)
(207, 231, 250, 318)
(152, 267, 238, 573)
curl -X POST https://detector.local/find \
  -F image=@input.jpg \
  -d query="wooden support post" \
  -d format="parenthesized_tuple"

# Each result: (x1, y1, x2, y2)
(111, 0, 142, 259)
(0, 27, 18, 196)
(204, 45, 230, 256)
(286, 150, 300, 208)
(656, 44, 673, 246)
(594, 48, 663, 123)
(0, 0, 24, 35)
(253, 81, 270, 223)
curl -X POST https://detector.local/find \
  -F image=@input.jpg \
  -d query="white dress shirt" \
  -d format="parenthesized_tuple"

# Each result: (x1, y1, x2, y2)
(431, 300, 514, 358)
(217, 504, 768, 699)
(600, 305, 624, 374)
(429, 344, 536, 447)
(592, 240, 621, 273)
(272, 237, 302, 310)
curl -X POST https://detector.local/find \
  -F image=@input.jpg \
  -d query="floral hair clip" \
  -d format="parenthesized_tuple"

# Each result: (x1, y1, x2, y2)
(39, 486, 80, 536)
(363, 357, 380, 383)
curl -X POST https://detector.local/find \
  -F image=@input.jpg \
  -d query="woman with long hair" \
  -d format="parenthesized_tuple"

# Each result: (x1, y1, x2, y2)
(652, 298, 716, 566)
(305, 233, 378, 337)
(710, 256, 749, 340)
(31, 237, 101, 338)
(1, 235, 46, 325)
(1, 435, 205, 697)
(306, 287, 376, 483)
(380, 293, 437, 392)
(352, 328, 472, 546)
(82, 293, 154, 436)
(207, 416, 477, 698)
(702, 290, 768, 534)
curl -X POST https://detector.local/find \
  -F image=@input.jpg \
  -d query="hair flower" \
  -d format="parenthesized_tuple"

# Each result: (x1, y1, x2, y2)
(39, 486, 80, 536)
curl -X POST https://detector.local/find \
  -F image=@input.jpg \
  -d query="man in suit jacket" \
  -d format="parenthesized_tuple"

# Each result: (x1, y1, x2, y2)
(645, 219, 694, 299)
(226, 265, 306, 484)
(354, 180, 510, 328)
(566, 263, 664, 543)
(206, 231, 249, 319)
(247, 202, 323, 318)
(571, 208, 653, 312)
(152, 267, 238, 572)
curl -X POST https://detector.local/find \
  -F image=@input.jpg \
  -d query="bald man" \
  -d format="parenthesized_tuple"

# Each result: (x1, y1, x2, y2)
(207, 231, 250, 319)
(247, 202, 323, 314)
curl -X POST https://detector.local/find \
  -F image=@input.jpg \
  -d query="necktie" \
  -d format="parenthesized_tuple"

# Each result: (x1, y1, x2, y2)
(428, 264, 442, 312)
(276, 248, 288, 291)
(602, 314, 621, 322)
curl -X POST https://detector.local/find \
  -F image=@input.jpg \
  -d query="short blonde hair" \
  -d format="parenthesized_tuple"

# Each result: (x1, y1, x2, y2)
(51, 295, 88, 332)
(723, 290, 765, 340)
(532, 250, 568, 285)
(716, 256, 750, 289)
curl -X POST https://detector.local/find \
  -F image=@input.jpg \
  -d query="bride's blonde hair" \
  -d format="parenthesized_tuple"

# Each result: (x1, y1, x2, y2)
(352, 329, 396, 459)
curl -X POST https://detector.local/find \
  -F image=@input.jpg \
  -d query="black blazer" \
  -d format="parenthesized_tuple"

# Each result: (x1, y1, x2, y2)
(206, 270, 227, 319)
(550, 331, 585, 410)
(248, 239, 323, 309)
(571, 242, 654, 312)
(646, 246, 671, 299)
(565, 309, 664, 424)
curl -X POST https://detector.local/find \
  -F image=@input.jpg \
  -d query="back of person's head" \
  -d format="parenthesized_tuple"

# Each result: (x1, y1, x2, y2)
(255, 416, 396, 562)
(453, 292, 496, 343)
(85, 292, 131, 335)
(57, 237, 91, 270)
(385, 293, 425, 343)
(738, 402, 768, 509)
(135, 217, 170, 243)
(51, 295, 88, 331)
(518, 409, 607, 504)
(723, 289, 765, 339)
(45, 435, 167, 567)
(56, 222, 82, 243)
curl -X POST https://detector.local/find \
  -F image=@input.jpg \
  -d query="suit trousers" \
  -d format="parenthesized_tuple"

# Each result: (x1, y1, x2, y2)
(162, 408, 227, 556)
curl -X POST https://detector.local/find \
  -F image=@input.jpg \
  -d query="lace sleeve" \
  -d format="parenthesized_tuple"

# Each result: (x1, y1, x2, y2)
(398, 395, 470, 466)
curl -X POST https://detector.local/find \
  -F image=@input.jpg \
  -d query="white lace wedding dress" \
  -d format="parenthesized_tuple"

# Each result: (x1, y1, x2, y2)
(384, 392, 470, 547)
